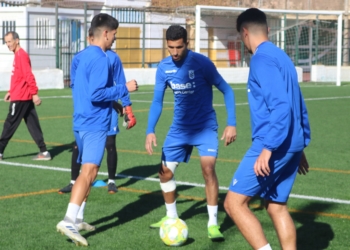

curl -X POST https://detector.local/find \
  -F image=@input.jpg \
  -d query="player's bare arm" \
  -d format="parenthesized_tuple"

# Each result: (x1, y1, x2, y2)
(254, 148, 272, 177)
(298, 151, 309, 175)
(126, 79, 138, 92)
(145, 133, 157, 155)
(32, 94, 42, 106)
(4, 92, 10, 102)
(221, 126, 237, 146)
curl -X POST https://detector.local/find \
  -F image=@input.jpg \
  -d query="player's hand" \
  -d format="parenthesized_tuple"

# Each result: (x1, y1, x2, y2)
(221, 126, 237, 146)
(298, 151, 309, 175)
(113, 101, 124, 117)
(123, 106, 136, 129)
(126, 79, 138, 92)
(32, 94, 42, 106)
(145, 133, 157, 155)
(4, 92, 10, 102)
(254, 148, 272, 177)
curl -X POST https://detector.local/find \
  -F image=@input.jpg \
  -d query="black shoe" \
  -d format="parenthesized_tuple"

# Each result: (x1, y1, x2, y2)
(108, 183, 118, 194)
(58, 183, 73, 194)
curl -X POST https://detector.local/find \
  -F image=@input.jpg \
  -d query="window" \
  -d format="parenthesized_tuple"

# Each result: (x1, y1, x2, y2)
(2, 20, 16, 44)
(112, 8, 144, 23)
(36, 18, 50, 48)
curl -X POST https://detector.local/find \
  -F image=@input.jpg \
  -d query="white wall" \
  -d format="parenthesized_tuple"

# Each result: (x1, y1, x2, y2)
(311, 65, 350, 82)
(0, 69, 64, 91)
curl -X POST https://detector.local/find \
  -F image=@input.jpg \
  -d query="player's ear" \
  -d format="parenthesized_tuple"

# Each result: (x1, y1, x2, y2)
(102, 29, 108, 39)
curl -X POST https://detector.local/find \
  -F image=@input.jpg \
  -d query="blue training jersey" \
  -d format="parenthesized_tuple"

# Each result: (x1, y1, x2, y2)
(146, 50, 236, 134)
(248, 41, 311, 153)
(106, 50, 131, 107)
(106, 50, 131, 135)
(70, 45, 120, 132)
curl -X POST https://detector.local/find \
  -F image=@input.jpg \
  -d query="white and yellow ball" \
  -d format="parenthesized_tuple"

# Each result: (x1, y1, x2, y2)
(159, 218, 188, 246)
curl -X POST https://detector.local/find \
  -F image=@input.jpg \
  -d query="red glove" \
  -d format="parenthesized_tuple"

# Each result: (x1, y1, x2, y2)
(123, 106, 136, 129)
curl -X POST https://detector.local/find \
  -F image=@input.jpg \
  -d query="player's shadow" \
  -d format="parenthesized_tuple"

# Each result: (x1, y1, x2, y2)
(3, 140, 75, 160)
(293, 202, 334, 250)
(103, 163, 161, 187)
(82, 184, 193, 239)
(48, 140, 76, 159)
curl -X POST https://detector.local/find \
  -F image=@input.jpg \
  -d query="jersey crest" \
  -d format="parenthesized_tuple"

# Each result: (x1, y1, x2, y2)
(189, 70, 195, 80)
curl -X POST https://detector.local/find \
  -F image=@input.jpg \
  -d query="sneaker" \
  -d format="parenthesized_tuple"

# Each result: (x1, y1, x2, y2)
(56, 220, 88, 246)
(208, 225, 224, 241)
(32, 152, 51, 161)
(58, 183, 73, 194)
(108, 182, 118, 194)
(149, 216, 173, 229)
(76, 222, 96, 232)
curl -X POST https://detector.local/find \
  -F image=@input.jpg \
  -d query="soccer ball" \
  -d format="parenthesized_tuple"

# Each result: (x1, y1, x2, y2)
(159, 218, 188, 246)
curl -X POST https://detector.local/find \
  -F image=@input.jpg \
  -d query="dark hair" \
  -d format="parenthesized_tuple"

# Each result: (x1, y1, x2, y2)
(5, 31, 19, 40)
(90, 13, 119, 36)
(166, 25, 187, 42)
(88, 27, 93, 37)
(236, 8, 267, 33)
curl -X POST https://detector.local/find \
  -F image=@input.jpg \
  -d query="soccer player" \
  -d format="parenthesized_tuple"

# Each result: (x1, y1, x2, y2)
(145, 25, 237, 240)
(56, 13, 121, 246)
(58, 29, 137, 195)
(223, 8, 311, 250)
(0, 31, 51, 161)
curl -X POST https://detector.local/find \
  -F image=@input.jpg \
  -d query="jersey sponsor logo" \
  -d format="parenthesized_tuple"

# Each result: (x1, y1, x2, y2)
(165, 69, 177, 73)
(171, 81, 196, 95)
(170, 81, 194, 90)
(173, 90, 194, 95)
(189, 70, 195, 79)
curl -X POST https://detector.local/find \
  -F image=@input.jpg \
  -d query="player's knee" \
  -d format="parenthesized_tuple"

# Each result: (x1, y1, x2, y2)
(162, 161, 178, 174)
(160, 178, 176, 193)
(224, 194, 234, 216)
(158, 161, 178, 179)
(266, 201, 287, 216)
(81, 164, 99, 182)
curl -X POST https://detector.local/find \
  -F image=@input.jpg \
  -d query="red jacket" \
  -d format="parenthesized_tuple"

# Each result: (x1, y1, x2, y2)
(10, 48, 38, 101)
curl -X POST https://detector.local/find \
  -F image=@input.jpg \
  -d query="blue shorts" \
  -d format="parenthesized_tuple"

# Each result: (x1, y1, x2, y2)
(229, 148, 302, 203)
(74, 130, 108, 166)
(108, 109, 119, 136)
(162, 127, 218, 163)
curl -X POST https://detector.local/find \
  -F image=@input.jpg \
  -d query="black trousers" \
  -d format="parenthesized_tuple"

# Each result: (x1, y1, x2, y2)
(0, 100, 47, 154)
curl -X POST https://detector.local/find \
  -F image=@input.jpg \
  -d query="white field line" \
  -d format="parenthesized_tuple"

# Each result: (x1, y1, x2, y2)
(126, 96, 350, 106)
(0, 160, 349, 205)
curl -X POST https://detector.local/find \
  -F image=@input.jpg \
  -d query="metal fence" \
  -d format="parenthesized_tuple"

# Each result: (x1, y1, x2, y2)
(1, 3, 350, 85)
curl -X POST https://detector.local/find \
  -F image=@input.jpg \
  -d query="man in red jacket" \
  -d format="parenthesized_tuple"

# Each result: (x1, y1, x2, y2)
(1, 31, 51, 161)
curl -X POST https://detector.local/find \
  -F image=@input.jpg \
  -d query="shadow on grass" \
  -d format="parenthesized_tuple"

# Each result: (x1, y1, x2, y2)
(293, 202, 334, 250)
(83, 183, 193, 240)
(2, 140, 75, 160)
(110, 162, 161, 188)
(218, 197, 334, 249)
(113, 164, 236, 240)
